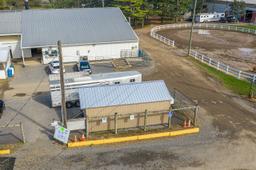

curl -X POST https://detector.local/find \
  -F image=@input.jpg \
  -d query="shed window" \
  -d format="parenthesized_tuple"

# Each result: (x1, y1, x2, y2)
(0, 63, 4, 70)
(130, 79, 135, 82)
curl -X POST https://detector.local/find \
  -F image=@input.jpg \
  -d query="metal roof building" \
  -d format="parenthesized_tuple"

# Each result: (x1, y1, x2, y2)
(21, 8, 138, 48)
(79, 80, 174, 110)
(0, 8, 139, 64)
(79, 80, 174, 133)
(0, 11, 21, 36)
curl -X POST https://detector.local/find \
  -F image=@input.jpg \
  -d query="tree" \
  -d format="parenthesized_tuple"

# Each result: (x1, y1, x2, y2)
(113, 0, 149, 27)
(230, 0, 246, 20)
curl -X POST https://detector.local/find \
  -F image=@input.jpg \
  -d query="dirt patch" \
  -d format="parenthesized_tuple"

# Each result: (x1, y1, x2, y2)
(13, 93, 26, 97)
(136, 27, 256, 139)
(0, 80, 9, 99)
(158, 29, 256, 72)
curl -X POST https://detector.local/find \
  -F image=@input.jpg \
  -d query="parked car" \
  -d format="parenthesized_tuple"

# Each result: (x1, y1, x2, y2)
(77, 59, 92, 74)
(48, 61, 65, 74)
(0, 100, 5, 118)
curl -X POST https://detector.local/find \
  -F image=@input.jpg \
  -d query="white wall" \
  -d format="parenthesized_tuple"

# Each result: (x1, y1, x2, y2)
(0, 51, 11, 79)
(0, 36, 22, 59)
(42, 41, 139, 64)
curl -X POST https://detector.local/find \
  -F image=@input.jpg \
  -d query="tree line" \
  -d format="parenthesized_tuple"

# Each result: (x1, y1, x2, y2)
(0, 0, 247, 26)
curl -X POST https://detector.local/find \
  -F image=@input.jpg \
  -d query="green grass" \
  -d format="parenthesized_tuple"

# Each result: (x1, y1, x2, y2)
(188, 58, 252, 96)
(235, 24, 256, 30)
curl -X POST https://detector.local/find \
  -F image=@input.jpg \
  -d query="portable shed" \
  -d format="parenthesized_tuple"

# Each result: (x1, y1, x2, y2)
(0, 48, 11, 79)
(79, 80, 174, 135)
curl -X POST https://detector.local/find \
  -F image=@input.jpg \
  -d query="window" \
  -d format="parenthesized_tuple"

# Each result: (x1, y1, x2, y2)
(0, 63, 4, 70)
(115, 82, 120, 84)
(130, 79, 135, 82)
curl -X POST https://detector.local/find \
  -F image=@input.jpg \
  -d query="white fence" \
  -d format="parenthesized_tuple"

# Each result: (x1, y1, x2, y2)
(150, 23, 256, 83)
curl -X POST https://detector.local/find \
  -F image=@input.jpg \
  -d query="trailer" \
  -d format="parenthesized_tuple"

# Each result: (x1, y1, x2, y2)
(195, 12, 225, 23)
(49, 71, 142, 108)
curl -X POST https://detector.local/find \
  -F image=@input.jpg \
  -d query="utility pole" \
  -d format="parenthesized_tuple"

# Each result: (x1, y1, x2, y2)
(57, 41, 67, 128)
(188, 0, 198, 56)
(102, 0, 104, 7)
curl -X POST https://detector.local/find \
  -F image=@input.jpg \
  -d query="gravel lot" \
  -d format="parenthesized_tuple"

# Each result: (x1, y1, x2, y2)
(0, 27, 256, 169)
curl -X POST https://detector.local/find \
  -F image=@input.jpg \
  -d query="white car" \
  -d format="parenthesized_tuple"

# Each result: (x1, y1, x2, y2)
(48, 61, 65, 74)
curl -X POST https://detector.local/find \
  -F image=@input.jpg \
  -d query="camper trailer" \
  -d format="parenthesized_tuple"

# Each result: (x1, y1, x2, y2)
(49, 71, 142, 108)
(196, 13, 225, 23)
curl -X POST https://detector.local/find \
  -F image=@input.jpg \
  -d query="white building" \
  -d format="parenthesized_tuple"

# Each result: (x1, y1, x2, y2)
(0, 48, 11, 79)
(206, 0, 256, 22)
(0, 8, 139, 65)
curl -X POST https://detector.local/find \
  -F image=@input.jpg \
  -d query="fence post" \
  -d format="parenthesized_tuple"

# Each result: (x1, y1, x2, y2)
(114, 113, 118, 135)
(201, 55, 204, 62)
(193, 105, 199, 126)
(217, 61, 220, 70)
(238, 71, 242, 79)
(209, 58, 212, 65)
(144, 110, 148, 131)
(20, 122, 26, 143)
(86, 116, 89, 137)
(226, 65, 229, 73)
(253, 75, 256, 83)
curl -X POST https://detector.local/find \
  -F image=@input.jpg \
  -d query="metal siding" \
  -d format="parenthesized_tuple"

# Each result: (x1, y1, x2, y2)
(0, 11, 21, 35)
(21, 8, 138, 48)
(86, 101, 171, 118)
(79, 80, 174, 110)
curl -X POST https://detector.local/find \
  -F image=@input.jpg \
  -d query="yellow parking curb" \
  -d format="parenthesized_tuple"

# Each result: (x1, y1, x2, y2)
(0, 149, 11, 155)
(68, 127, 199, 148)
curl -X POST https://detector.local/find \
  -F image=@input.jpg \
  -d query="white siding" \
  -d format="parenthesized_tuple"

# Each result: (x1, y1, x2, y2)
(0, 51, 11, 79)
(61, 42, 138, 63)
(0, 36, 22, 59)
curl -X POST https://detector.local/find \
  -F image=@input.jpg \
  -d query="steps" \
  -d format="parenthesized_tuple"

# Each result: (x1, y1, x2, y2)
(112, 58, 132, 70)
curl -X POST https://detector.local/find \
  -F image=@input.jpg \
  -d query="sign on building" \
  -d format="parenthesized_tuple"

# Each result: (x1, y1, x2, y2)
(53, 125, 70, 144)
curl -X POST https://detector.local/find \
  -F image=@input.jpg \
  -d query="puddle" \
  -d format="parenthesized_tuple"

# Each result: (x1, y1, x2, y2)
(13, 93, 26, 97)
(239, 48, 255, 56)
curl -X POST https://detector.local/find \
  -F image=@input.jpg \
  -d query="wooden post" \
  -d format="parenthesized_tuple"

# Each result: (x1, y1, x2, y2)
(168, 115, 172, 129)
(193, 105, 199, 126)
(57, 41, 67, 128)
(86, 116, 89, 137)
(144, 110, 148, 131)
(114, 113, 118, 134)
(20, 122, 26, 143)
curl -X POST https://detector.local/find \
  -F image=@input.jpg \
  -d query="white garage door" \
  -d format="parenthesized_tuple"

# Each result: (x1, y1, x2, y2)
(0, 41, 22, 59)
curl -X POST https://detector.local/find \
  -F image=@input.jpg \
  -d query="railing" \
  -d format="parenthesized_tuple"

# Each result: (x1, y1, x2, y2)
(150, 23, 256, 83)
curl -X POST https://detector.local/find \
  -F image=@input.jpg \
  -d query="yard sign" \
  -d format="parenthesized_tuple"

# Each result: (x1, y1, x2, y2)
(54, 125, 70, 144)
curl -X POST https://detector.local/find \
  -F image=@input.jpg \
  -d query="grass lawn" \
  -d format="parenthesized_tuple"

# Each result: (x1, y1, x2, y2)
(235, 23, 256, 30)
(188, 57, 252, 96)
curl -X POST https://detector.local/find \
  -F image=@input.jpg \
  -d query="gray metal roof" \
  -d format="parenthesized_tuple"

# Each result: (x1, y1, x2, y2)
(0, 11, 21, 36)
(21, 8, 138, 48)
(215, 0, 256, 4)
(49, 71, 141, 86)
(79, 80, 174, 110)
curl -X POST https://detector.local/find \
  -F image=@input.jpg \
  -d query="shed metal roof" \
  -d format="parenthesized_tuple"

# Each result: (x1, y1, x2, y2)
(0, 11, 21, 36)
(79, 80, 174, 110)
(21, 8, 138, 48)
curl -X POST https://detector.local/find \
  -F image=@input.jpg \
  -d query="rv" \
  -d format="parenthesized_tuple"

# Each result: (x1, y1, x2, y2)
(195, 13, 225, 23)
(49, 71, 142, 108)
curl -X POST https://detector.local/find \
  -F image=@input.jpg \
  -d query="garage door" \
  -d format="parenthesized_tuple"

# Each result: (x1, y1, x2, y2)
(0, 41, 21, 59)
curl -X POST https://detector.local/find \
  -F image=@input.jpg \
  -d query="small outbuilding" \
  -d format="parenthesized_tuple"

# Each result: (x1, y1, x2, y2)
(0, 48, 11, 79)
(79, 80, 174, 136)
